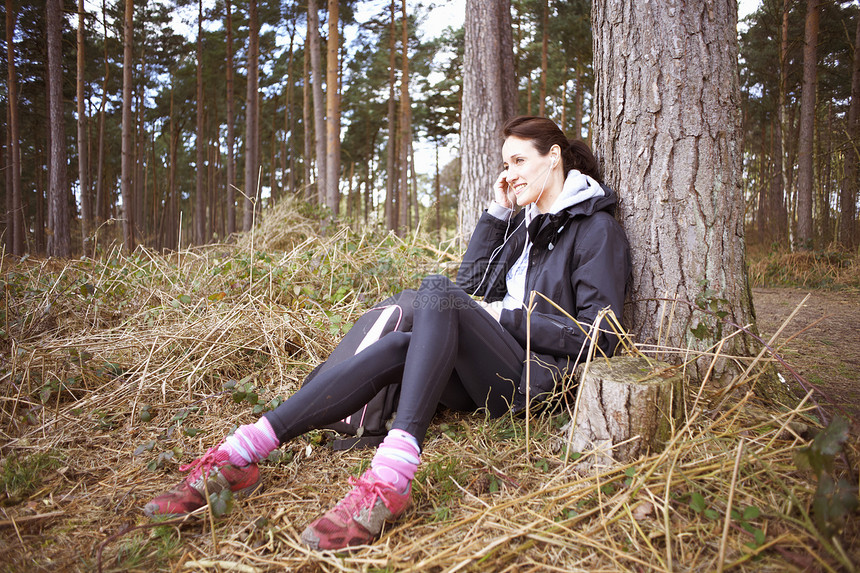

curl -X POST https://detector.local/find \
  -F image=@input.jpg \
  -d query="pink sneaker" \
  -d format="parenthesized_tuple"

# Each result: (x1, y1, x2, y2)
(143, 446, 261, 518)
(301, 469, 411, 550)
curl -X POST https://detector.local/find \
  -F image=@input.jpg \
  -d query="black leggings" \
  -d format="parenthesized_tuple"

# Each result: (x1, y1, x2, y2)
(263, 275, 526, 446)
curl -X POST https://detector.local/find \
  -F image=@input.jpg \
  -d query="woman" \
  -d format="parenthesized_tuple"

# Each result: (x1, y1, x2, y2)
(144, 116, 631, 551)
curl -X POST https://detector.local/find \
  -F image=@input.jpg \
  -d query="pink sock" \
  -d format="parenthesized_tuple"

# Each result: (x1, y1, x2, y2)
(370, 429, 420, 494)
(222, 417, 279, 466)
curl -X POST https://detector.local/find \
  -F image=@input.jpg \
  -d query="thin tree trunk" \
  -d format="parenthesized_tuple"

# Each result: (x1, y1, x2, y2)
(796, 0, 819, 250)
(46, 0, 70, 257)
(283, 32, 295, 196)
(76, 0, 92, 255)
(303, 50, 312, 200)
(120, 0, 135, 251)
(539, 0, 548, 116)
(195, 0, 206, 243)
(95, 0, 109, 227)
(243, 0, 259, 231)
(325, 0, 340, 214)
(225, 0, 236, 237)
(385, 0, 398, 231)
(6, 0, 24, 255)
(168, 82, 179, 250)
(35, 155, 44, 252)
(308, 0, 326, 206)
(574, 64, 583, 139)
(398, 0, 410, 235)
(772, 0, 789, 244)
(839, 11, 860, 249)
(134, 52, 145, 241)
(435, 142, 441, 238)
(459, 0, 517, 241)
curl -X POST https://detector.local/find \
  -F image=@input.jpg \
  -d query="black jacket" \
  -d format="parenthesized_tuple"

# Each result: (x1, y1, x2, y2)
(457, 185, 631, 407)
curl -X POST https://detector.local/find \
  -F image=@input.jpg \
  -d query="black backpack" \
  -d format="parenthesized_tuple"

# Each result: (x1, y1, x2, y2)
(301, 290, 415, 450)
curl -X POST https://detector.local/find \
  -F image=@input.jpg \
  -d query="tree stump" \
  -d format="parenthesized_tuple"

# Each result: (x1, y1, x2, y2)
(558, 355, 684, 472)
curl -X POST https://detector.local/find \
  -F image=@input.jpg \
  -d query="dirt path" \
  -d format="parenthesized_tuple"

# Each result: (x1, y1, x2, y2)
(753, 287, 860, 419)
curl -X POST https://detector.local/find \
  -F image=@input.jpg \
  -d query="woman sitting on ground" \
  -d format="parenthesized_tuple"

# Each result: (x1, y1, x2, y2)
(144, 115, 631, 551)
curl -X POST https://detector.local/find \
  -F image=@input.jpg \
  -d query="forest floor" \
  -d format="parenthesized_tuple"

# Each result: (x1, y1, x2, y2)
(1, 218, 857, 572)
(753, 287, 860, 419)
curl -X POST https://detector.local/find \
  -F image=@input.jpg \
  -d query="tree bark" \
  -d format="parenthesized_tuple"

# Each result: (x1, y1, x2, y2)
(796, 0, 819, 250)
(195, 0, 206, 244)
(574, 64, 583, 139)
(308, 0, 326, 206)
(459, 0, 517, 242)
(95, 0, 109, 228)
(283, 31, 295, 197)
(539, 0, 548, 116)
(46, 0, 71, 258)
(76, 0, 92, 255)
(839, 11, 860, 249)
(243, 0, 260, 232)
(6, 0, 24, 255)
(120, 0, 135, 251)
(398, 0, 411, 235)
(325, 0, 341, 214)
(168, 82, 179, 250)
(302, 49, 312, 200)
(770, 0, 790, 245)
(225, 0, 236, 237)
(592, 0, 766, 393)
(385, 0, 398, 231)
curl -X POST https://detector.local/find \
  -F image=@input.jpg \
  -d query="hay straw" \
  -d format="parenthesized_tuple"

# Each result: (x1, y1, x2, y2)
(1, 201, 858, 571)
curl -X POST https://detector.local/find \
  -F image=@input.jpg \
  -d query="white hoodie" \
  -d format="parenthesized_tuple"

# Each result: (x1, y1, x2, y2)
(499, 169, 604, 311)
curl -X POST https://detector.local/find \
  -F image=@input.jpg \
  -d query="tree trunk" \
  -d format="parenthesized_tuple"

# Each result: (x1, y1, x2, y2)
(243, 0, 259, 232)
(95, 0, 109, 228)
(308, 0, 326, 206)
(574, 64, 583, 139)
(6, 0, 24, 255)
(76, 0, 92, 255)
(302, 50, 312, 200)
(839, 11, 860, 249)
(120, 0, 135, 251)
(796, 0, 819, 250)
(325, 0, 340, 214)
(771, 0, 790, 245)
(195, 0, 206, 244)
(385, 0, 398, 231)
(435, 143, 441, 238)
(283, 32, 295, 197)
(539, 0, 548, 116)
(168, 83, 179, 250)
(35, 156, 45, 252)
(225, 0, 236, 237)
(398, 0, 411, 235)
(459, 0, 517, 242)
(46, 0, 70, 258)
(4, 115, 10, 254)
(592, 0, 771, 394)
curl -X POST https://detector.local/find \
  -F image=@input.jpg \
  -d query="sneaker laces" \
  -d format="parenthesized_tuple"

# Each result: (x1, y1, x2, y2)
(179, 446, 228, 482)
(334, 473, 395, 519)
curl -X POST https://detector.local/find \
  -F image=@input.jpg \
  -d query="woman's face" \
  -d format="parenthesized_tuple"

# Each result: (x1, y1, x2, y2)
(501, 136, 556, 208)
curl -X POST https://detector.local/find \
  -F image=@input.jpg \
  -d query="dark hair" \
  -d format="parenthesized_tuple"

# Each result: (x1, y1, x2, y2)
(502, 116, 603, 184)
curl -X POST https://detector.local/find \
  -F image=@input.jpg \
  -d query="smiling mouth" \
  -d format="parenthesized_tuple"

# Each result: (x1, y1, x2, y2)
(513, 183, 528, 195)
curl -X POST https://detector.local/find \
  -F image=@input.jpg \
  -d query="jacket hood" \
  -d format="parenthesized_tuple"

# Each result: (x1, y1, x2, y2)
(526, 172, 619, 244)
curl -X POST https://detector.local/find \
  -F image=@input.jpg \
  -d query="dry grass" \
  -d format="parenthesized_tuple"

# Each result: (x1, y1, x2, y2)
(1, 202, 858, 572)
(747, 246, 860, 292)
